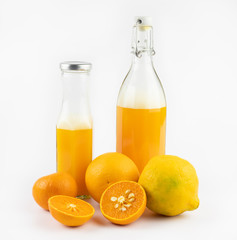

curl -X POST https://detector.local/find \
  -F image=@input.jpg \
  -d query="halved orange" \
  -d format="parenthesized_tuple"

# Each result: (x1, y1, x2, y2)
(100, 181, 146, 225)
(48, 195, 95, 226)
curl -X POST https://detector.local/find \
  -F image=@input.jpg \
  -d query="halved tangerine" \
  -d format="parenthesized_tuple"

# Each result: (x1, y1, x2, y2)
(48, 195, 95, 226)
(100, 181, 146, 225)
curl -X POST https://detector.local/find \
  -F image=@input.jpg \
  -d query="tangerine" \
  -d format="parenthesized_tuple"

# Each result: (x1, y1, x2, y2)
(32, 172, 78, 210)
(48, 195, 94, 226)
(100, 181, 146, 225)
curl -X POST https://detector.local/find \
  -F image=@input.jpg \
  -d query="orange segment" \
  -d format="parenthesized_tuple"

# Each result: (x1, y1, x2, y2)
(100, 181, 146, 225)
(48, 195, 94, 226)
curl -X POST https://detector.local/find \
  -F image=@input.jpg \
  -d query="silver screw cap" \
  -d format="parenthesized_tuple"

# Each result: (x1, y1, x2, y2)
(60, 61, 92, 72)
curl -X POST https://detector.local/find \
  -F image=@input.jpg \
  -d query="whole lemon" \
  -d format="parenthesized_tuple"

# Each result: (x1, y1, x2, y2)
(139, 155, 199, 216)
(85, 152, 140, 202)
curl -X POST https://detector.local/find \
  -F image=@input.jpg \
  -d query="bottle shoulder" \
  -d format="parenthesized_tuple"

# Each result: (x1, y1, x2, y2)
(57, 113, 92, 130)
(117, 65, 166, 109)
(57, 102, 92, 130)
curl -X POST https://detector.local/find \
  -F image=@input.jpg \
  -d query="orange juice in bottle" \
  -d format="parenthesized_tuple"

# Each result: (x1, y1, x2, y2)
(57, 62, 92, 196)
(116, 17, 166, 173)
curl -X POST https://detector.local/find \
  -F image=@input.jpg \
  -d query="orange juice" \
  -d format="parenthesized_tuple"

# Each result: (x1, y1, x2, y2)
(116, 106, 166, 173)
(56, 128, 92, 196)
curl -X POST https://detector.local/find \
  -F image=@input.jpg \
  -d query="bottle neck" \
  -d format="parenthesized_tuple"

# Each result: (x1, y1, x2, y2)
(132, 52, 153, 66)
(60, 71, 91, 117)
(58, 71, 92, 130)
(131, 25, 155, 59)
(62, 72, 89, 102)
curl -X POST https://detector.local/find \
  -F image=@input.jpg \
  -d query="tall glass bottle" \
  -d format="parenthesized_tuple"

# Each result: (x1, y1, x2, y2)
(57, 61, 92, 196)
(116, 17, 166, 173)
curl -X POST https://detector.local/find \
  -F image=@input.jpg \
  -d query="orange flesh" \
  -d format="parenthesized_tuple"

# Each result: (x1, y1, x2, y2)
(116, 106, 166, 173)
(100, 181, 145, 219)
(56, 128, 92, 195)
(49, 195, 94, 217)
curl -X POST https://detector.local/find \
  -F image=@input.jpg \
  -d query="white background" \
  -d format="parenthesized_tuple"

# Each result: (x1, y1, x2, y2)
(0, 0, 237, 239)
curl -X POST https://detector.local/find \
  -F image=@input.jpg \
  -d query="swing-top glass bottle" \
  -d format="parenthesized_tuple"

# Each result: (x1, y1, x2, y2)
(116, 17, 166, 173)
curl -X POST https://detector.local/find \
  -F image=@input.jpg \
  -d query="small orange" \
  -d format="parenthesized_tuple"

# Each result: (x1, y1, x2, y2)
(100, 181, 146, 225)
(48, 195, 95, 226)
(85, 152, 140, 202)
(32, 172, 78, 210)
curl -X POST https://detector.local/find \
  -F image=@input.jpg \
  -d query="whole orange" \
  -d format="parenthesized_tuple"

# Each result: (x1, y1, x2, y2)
(85, 152, 140, 202)
(32, 172, 78, 210)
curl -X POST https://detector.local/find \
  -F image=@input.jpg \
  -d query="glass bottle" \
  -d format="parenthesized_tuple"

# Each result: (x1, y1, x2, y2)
(57, 61, 92, 196)
(116, 17, 166, 173)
